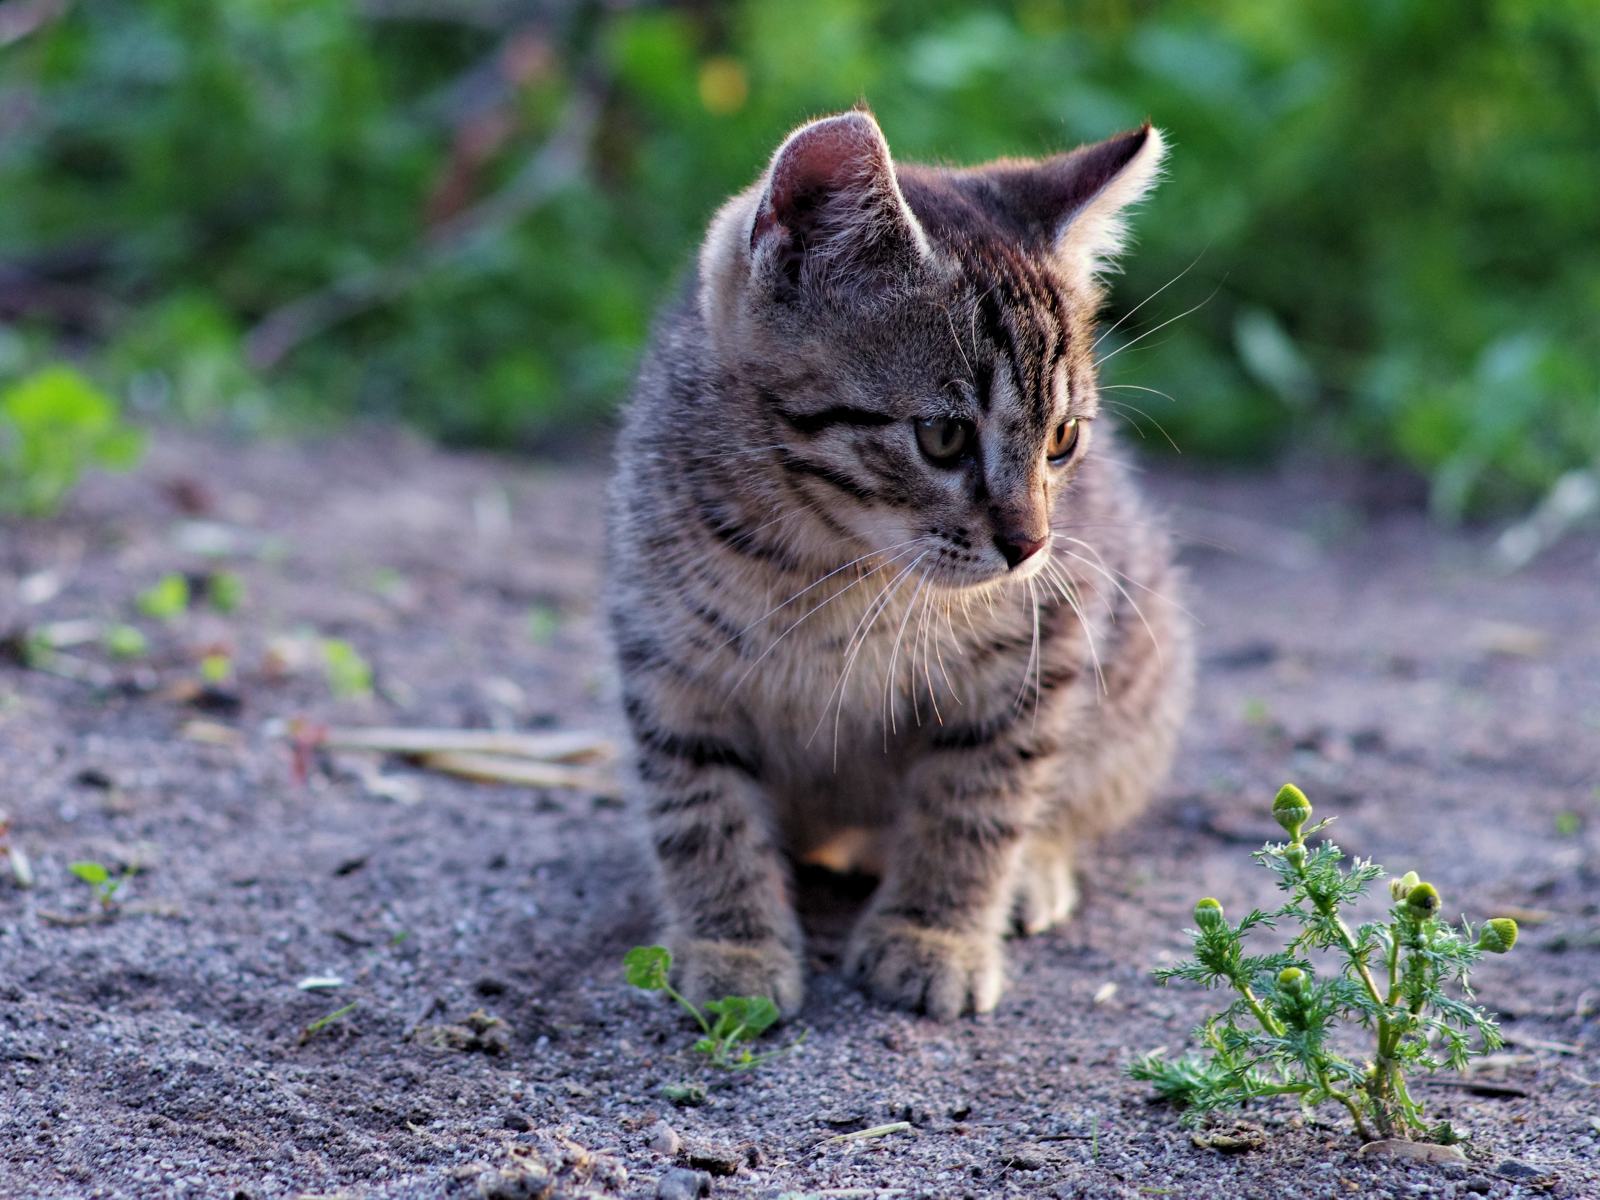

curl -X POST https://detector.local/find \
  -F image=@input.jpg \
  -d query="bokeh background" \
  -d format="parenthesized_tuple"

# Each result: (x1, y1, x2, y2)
(1, 0, 1597, 519)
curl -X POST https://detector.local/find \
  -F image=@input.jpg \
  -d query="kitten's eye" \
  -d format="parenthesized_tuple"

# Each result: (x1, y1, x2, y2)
(915, 416, 974, 464)
(1047, 418, 1080, 463)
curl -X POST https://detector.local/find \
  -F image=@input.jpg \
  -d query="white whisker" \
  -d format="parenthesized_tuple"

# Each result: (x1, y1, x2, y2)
(1094, 285, 1220, 369)
(1091, 253, 1203, 351)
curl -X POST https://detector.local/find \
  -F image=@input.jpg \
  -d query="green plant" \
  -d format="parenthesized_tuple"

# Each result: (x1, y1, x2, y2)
(67, 859, 133, 912)
(0, 366, 143, 516)
(137, 574, 190, 620)
(207, 571, 246, 614)
(1129, 784, 1518, 1144)
(102, 624, 149, 659)
(299, 1001, 358, 1045)
(321, 639, 373, 699)
(624, 945, 799, 1070)
(4, 2, 1598, 512)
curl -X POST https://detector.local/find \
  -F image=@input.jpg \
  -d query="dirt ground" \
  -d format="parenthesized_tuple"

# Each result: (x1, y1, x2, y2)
(1, 428, 1597, 1200)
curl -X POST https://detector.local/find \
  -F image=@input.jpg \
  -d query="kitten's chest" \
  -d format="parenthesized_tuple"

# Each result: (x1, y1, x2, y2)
(719, 563, 1049, 743)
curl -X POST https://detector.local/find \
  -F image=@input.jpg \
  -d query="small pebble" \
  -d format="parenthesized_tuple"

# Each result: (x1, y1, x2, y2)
(1495, 1158, 1544, 1180)
(644, 1119, 681, 1157)
(685, 1142, 746, 1176)
(1464, 1177, 1492, 1195)
(656, 1166, 711, 1200)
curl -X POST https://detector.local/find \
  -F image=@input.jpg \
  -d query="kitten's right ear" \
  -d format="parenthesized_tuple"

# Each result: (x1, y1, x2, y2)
(984, 123, 1167, 290)
(749, 111, 931, 302)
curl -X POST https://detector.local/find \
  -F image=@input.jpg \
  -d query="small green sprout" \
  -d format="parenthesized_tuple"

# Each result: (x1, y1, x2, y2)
(321, 639, 372, 699)
(68, 859, 132, 912)
(299, 1002, 358, 1045)
(1129, 783, 1517, 1144)
(137, 573, 190, 620)
(624, 945, 801, 1071)
(103, 624, 148, 659)
(200, 653, 232, 684)
(207, 571, 246, 614)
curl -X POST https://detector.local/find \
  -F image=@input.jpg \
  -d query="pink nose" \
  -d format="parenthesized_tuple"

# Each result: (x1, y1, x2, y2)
(995, 532, 1047, 568)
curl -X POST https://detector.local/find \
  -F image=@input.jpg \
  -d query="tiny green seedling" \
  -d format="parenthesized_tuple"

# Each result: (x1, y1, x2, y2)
(137, 573, 190, 620)
(299, 1001, 358, 1044)
(624, 945, 801, 1070)
(102, 624, 148, 659)
(207, 570, 246, 614)
(1129, 784, 1518, 1144)
(68, 859, 134, 912)
(321, 638, 372, 699)
(200, 653, 232, 684)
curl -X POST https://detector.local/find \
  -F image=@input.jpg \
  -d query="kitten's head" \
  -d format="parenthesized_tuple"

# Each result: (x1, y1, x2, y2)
(698, 110, 1166, 589)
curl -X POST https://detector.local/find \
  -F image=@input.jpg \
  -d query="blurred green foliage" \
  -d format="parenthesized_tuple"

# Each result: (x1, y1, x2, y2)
(0, 364, 143, 514)
(0, 0, 1597, 515)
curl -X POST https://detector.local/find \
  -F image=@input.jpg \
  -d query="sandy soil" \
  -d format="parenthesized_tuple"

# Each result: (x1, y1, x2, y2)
(1, 429, 1597, 1200)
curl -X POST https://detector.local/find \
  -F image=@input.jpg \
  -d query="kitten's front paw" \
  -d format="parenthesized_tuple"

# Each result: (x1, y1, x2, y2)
(1012, 840, 1079, 935)
(845, 918, 1003, 1020)
(673, 939, 804, 1018)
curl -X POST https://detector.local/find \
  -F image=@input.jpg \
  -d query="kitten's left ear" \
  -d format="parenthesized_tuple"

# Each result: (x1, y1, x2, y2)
(748, 111, 932, 302)
(986, 123, 1167, 288)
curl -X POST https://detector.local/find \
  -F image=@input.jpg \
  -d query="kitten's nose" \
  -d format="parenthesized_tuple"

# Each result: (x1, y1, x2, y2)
(994, 531, 1048, 568)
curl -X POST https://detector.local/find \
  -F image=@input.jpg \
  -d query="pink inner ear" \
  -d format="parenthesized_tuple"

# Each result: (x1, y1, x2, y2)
(753, 114, 887, 247)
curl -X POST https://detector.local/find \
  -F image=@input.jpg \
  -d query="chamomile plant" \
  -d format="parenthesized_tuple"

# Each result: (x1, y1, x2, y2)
(1130, 785, 1518, 1143)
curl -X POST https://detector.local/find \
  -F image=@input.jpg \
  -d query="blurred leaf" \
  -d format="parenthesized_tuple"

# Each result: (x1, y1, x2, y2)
(0, 366, 144, 515)
(103, 623, 149, 658)
(68, 861, 109, 886)
(137, 573, 190, 620)
(321, 638, 373, 699)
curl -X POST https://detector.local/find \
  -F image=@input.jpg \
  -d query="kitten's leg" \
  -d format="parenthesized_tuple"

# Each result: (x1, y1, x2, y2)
(844, 755, 1043, 1020)
(1012, 830, 1079, 934)
(631, 714, 804, 1016)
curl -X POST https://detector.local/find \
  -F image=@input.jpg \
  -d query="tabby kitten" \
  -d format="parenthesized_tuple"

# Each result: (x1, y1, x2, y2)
(607, 111, 1192, 1020)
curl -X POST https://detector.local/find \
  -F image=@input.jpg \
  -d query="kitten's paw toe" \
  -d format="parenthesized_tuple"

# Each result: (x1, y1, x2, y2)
(845, 919, 1003, 1021)
(673, 939, 804, 1018)
(1012, 846, 1078, 935)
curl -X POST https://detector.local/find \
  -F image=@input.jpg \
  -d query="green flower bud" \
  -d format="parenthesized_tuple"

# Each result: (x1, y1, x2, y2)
(1477, 918, 1518, 954)
(1194, 897, 1225, 931)
(1389, 870, 1420, 902)
(1283, 843, 1307, 870)
(1277, 967, 1307, 993)
(1272, 784, 1312, 837)
(1403, 882, 1440, 918)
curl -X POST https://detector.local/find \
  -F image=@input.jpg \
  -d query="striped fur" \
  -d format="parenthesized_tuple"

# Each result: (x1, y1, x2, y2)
(606, 112, 1192, 1020)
